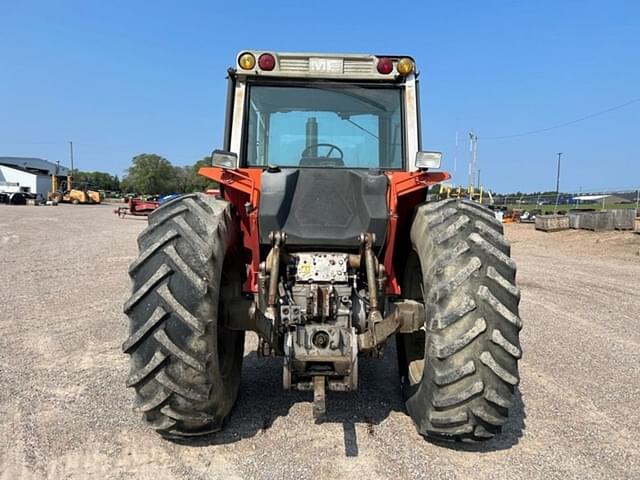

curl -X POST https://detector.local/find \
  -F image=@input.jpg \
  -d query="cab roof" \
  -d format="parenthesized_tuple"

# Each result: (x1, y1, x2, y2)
(233, 51, 416, 81)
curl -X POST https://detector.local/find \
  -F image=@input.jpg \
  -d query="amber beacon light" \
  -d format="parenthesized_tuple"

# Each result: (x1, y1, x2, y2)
(396, 57, 414, 75)
(238, 52, 256, 70)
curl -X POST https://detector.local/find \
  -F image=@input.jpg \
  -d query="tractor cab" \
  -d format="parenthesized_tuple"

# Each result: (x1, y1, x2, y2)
(200, 51, 447, 292)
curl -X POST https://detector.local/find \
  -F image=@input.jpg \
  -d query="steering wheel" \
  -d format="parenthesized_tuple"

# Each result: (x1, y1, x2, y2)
(301, 143, 344, 160)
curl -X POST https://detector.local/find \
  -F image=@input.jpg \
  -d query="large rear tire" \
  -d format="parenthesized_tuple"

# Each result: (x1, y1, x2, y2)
(123, 193, 245, 437)
(397, 199, 522, 441)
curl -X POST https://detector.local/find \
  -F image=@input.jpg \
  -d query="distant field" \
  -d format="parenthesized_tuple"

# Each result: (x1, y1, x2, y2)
(504, 203, 639, 213)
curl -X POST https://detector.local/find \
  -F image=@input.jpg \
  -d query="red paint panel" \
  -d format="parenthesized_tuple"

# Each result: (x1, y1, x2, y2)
(199, 167, 262, 292)
(383, 171, 450, 295)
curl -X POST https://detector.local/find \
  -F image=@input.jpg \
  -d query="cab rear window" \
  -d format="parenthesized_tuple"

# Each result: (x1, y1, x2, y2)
(244, 84, 404, 169)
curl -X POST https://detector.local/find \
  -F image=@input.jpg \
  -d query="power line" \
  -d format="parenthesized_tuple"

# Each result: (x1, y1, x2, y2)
(482, 97, 640, 140)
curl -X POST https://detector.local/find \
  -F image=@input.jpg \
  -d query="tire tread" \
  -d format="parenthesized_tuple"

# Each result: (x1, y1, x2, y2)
(404, 199, 522, 441)
(124, 193, 244, 437)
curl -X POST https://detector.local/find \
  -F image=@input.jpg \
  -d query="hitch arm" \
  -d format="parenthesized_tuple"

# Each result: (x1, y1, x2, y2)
(357, 299, 426, 350)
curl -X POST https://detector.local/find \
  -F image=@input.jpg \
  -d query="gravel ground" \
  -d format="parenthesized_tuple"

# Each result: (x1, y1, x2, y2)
(1, 205, 639, 480)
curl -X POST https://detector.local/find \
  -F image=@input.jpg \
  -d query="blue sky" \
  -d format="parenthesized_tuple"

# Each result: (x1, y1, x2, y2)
(1, 0, 638, 192)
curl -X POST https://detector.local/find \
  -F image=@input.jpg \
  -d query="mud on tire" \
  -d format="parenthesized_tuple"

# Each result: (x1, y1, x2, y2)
(123, 193, 245, 437)
(397, 198, 522, 441)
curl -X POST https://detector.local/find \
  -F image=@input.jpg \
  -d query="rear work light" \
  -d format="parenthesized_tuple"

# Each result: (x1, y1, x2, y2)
(258, 53, 276, 71)
(377, 57, 393, 75)
(238, 52, 256, 70)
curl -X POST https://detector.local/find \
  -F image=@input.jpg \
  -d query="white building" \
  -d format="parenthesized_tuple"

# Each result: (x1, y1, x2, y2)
(0, 157, 69, 200)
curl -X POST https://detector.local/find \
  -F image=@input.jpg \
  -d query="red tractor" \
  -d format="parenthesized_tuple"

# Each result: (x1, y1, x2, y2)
(123, 51, 521, 442)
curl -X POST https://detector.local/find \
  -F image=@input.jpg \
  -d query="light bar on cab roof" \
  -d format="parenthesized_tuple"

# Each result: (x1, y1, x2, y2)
(235, 51, 416, 80)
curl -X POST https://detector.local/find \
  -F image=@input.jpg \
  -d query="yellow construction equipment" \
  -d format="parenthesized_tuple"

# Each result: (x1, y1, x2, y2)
(441, 184, 484, 203)
(48, 172, 101, 204)
(87, 190, 102, 204)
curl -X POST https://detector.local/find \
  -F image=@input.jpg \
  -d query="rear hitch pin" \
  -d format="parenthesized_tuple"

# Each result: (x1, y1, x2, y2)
(313, 376, 326, 420)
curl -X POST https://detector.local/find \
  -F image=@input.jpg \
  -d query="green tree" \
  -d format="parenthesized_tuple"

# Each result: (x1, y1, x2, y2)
(170, 156, 219, 193)
(73, 170, 120, 191)
(187, 156, 218, 192)
(122, 154, 176, 195)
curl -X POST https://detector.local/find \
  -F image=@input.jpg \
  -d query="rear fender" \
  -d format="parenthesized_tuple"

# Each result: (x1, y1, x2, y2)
(384, 171, 450, 295)
(199, 167, 262, 292)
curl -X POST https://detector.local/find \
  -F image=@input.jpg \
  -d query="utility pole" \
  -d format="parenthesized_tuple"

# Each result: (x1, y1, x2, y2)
(454, 130, 458, 173)
(577, 186, 582, 208)
(69, 141, 74, 190)
(555, 152, 562, 193)
(469, 132, 478, 191)
(69, 141, 74, 172)
(477, 169, 481, 189)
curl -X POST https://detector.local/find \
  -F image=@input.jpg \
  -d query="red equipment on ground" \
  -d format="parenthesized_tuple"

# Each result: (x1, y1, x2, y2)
(114, 198, 160, 218)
